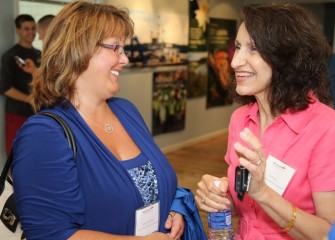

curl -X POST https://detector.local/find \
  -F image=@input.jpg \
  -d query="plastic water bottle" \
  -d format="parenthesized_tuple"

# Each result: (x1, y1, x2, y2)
(208, 181, 234, 240)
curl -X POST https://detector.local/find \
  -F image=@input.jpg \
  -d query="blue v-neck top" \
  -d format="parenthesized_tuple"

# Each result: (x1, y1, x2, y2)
(12, 97, 177, 240)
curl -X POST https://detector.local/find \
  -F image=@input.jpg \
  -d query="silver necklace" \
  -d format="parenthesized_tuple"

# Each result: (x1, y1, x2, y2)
(104, 122, 114, 134)
(78, 106, 114, 134)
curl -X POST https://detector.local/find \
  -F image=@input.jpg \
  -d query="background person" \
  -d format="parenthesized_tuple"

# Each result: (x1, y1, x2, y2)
(12, 1, 206, 240)
(20, 14, 55, 75)
(0, 14, 40, 155)
(36, 14, 55, 41)
(196, 3, 335, 239)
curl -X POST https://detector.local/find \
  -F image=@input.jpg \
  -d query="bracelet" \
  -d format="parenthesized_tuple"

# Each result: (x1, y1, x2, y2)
(283, 204, 297, 232)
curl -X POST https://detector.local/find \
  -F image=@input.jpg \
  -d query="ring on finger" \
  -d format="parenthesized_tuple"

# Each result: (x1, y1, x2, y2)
(256, 158, 263, 166)
(200, 196, 207, 204)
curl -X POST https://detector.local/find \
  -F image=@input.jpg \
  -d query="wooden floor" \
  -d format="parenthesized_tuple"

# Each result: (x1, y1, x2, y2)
(165, 132, 231, 236)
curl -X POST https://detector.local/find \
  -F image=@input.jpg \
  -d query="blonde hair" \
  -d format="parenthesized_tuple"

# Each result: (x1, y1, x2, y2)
(31, 1, 134, 112)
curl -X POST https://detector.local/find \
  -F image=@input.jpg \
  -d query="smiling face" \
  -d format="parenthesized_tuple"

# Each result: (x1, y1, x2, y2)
(16, 21, 36, 46)
(76, 37, 129, 102)
(231, 22, 272, 101)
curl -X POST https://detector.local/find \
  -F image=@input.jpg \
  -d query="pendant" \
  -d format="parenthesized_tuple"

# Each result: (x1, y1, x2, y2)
(104, 123, 114, 133)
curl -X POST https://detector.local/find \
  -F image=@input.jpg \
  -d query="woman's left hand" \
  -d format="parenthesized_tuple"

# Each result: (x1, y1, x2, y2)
(233, 127, 268, 201)
(164, 211, 184, 240)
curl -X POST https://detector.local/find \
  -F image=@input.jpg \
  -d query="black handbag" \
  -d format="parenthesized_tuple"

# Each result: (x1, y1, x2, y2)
(0, 112, 76, 240)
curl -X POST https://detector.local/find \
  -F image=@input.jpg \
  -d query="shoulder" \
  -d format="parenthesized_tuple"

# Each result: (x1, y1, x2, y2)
(5, 45, 18, 53)
(309, 100, 335, 119)
(32, 47, 41, 54)
(287, 100, 335, 138)
(16, 113, 66, 139)
(309, 101, 335, 128)
(1, 45, 17, 60)
(13, 112, 75, 166)
(15, 109, 75, 144)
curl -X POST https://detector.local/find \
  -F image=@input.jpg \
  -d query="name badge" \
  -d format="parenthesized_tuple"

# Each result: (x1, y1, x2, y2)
(264, 155, 296, 196)
(135, 201, 160, 236)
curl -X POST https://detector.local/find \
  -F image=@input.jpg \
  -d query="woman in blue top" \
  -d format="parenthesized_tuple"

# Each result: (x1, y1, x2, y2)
(11, 1, 203, 239)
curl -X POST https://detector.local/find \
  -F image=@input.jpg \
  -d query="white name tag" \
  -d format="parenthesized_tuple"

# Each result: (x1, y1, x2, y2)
(264, 155, 296, 196)
(135, 201, 160, 236)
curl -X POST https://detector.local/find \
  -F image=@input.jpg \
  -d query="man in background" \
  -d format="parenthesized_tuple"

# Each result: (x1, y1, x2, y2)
(36, 14, 55, 41)
(0, 14, 41, 155)
(21, 15, 55, 74)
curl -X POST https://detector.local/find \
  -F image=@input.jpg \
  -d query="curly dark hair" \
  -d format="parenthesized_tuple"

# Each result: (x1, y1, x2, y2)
(230, 3, 332, 116)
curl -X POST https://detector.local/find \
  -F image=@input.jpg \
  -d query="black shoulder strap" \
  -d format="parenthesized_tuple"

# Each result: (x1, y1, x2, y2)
(38, 112, 76, 158)
(0, 112, 76, 195)
(0, 150, 13, 195)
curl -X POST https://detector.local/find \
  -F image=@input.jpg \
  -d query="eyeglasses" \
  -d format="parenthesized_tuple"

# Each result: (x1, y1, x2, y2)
(98, 44, 129, 57)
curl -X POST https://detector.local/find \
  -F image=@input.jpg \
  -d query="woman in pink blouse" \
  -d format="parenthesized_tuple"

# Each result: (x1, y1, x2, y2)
(196, 3, 335, 240)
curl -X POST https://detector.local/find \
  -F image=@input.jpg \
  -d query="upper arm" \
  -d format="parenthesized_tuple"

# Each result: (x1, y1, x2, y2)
(12, 116, 83, 239)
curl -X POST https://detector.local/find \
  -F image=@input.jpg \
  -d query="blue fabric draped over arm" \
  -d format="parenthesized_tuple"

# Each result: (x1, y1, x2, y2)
(170, 186, 207, 240)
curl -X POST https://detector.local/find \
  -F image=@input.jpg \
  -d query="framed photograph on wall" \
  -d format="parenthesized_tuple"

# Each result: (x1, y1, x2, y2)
(152, 69, 188, 136)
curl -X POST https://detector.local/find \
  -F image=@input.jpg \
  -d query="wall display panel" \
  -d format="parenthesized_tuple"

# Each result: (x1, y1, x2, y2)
(152, 68, 188, 136)
(126, 10, 189, 68)
(187, 0, 208, 99)
(187, 52, 207, 99)
(189, 0, 208, 52)
(206, 18, 236, 109)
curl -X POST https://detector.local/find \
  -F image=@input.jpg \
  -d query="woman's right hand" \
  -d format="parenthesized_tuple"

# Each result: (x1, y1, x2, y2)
(195, 174, 231, 212)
